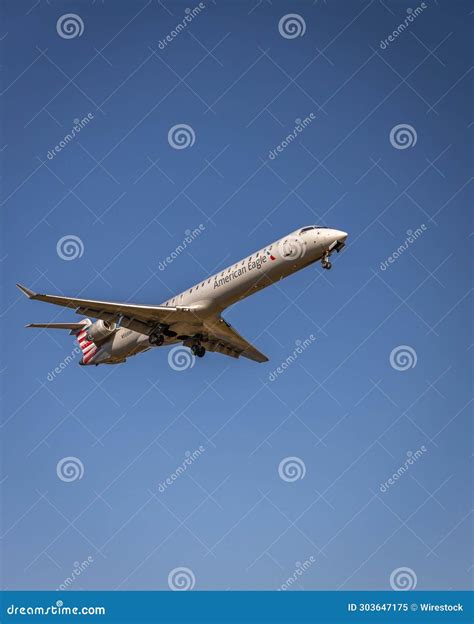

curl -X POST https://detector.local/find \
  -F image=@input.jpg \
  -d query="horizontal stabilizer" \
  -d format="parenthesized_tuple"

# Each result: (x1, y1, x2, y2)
(26, 322, 90, 331)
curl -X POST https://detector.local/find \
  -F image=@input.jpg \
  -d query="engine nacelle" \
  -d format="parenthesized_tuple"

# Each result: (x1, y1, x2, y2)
(86, 320, 117, 344)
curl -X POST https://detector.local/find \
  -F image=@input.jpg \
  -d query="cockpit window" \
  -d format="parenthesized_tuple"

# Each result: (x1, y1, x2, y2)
(300, 225, 328, 233)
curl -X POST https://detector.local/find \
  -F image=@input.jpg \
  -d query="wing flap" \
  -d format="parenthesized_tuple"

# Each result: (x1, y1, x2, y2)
(204, 317, 268, 363)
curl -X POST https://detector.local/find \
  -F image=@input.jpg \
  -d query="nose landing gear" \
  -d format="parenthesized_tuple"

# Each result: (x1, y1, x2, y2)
(321, 252, 332, 270)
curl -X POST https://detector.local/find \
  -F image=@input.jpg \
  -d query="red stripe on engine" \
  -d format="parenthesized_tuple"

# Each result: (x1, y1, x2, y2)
(83, 348, 97, 364)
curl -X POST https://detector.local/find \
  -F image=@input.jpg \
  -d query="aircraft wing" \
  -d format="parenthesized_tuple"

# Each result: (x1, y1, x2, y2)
(203, 317, 268, 363)
(17, 284, 269, 363)
(16, 283, 196, 333)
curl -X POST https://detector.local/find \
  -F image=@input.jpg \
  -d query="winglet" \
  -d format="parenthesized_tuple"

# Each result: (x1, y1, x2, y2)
(16, 283, 37, 299)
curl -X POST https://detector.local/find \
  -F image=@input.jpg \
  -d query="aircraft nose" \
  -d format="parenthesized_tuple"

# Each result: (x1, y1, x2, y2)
(334, 230, 348, 242)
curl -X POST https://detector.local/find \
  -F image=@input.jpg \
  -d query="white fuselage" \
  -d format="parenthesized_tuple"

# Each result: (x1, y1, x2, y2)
(94, 226, 347, 364)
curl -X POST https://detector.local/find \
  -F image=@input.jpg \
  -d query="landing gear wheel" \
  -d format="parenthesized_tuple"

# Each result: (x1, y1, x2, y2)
(149, 332, 164, 346)
(321, 252, 332, 270)
(191, 344, 206, 358)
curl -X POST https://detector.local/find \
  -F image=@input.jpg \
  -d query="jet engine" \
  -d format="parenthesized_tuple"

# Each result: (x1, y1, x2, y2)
(86, 320, 117, 344)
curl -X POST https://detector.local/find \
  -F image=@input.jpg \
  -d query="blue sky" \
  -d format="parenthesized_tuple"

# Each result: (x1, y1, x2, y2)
(1, 0, 472, 591)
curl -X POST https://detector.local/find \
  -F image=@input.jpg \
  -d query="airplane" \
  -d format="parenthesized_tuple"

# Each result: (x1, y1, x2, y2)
(17, 225, 348, 367)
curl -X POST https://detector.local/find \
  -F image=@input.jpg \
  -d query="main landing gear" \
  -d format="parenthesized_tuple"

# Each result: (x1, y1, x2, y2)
(321, 252, 332, 270)
(191, 343, 206, 358)
(148, 332, 164, 346)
